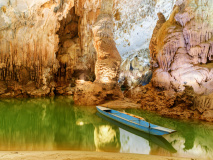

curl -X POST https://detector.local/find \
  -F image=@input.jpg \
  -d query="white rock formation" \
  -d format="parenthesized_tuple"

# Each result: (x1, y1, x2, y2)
(112, 0, 176, 86)
(150, 0, 213, 95)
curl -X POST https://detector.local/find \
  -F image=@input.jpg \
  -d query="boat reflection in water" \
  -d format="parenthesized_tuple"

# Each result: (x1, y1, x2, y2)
(96, 112, 176, 153)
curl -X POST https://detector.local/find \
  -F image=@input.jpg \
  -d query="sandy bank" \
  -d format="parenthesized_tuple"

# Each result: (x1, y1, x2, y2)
(101, 98, 141, 109)
(0, 151, 198, 160)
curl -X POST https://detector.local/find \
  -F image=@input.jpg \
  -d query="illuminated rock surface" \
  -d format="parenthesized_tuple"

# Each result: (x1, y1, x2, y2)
(93, 0, 121, 83)
(114, 0, 175, 86)
(73, 0, 123, 105)
(132, 0, 213, 121)
(150, 0, 213, 95)
(0, 0, 74, 97)
(0, 0, 176, 97)
(74, 81, 123, 105)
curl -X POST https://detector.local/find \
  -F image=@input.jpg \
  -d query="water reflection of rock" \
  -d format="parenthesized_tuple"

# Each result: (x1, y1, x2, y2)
(74, 106, 121, 151)
(164, 128, 213, 159)
(0, 98, 96, 151)
(161, 122, 213, 159)
(119, 128, 150, 154)
(0, 98, 213, 159)
(94, 125, 120, 152)
(74, 105, 121, 151)
(0, 98, 55, 150)
(149, 142, 173, 157)
(0, 98, 121, 152)
(96, 112, 177, 155)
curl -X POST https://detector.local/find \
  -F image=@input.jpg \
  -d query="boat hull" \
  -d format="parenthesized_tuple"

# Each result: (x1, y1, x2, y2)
(96, 106, 175, 136)
(96, 112, 177, 153)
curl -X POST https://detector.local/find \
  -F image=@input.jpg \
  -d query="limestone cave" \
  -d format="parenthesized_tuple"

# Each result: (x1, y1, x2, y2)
(0, 0, 213, 159)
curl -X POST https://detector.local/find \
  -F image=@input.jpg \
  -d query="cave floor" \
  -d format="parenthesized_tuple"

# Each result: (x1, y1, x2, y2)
(0, 151, 195, 160)
(101, 98, 141, 109)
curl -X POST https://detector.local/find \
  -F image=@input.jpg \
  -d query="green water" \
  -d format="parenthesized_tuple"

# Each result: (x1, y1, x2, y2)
(0, 97, 212, 159)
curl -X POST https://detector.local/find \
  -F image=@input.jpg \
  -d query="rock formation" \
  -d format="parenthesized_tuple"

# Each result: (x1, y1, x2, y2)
(74, 80, 123, 106)
(126, 82, 213, 122)
(150, 0, 213, 95)
(2, 0, 213, 120)
(0, 0, 126, 100)
(73, 0, 123, 105)
(119, 49, 152, 87)
(135, 0, 213, 122)
(54, 1, 101, 95)
(113, 0, 175, 87)
(0, 0, 177, 98)
(0, 0, 74, 97)
(92, 0, 121, 83)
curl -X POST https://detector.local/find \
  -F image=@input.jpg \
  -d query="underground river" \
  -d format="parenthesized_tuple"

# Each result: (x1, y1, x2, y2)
(0, 97, 212, 159)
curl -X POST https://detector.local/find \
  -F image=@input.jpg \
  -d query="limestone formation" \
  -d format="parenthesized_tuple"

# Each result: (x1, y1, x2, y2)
(142, 0, 213, 121)
(74, 81, 123, 106)
(149, 13, 166, 68)
(0, 0, 74, 97)
(0, 0, 177, 98)
(119, 49, 152, 87)
(92, 0, 121, 83)
(74, 0, 123, 105)
(113, 0, 176, 87)
(150, 0, 213, 95)
(126, 83, 213, 122)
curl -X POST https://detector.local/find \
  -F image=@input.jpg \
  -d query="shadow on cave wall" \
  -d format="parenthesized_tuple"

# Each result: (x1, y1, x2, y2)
(54, 7, 96, 95)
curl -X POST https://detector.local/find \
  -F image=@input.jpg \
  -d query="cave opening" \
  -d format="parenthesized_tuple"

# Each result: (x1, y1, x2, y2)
(55, 7, 79, 86)
(54, 6, 96, 95)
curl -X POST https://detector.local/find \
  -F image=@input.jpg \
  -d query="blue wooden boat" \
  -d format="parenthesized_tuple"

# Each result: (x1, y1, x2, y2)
(96, 106, 176, 136)
(96, 112, 177, 153)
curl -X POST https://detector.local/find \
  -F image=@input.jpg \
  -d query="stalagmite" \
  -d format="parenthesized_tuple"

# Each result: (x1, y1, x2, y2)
(74, 0, 123, 106)
(92, 0, 121, 83)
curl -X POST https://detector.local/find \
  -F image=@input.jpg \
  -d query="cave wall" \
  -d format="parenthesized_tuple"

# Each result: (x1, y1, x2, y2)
(0, 0, 75, 97)
(55, 0, 101, 95)
(1, 0, 166, 97)
(3, 0, 212, 99)
(150, 0, 213, 95)
(0, 0, 103, 97)
(113, 0, 176, 87)
(74, 0, 124, 106)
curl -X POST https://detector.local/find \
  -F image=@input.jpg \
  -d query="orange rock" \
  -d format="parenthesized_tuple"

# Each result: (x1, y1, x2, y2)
(92, 0, 121, 83)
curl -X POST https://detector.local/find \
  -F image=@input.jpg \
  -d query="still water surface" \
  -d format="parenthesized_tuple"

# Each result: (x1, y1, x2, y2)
(0, 97, 212, 159)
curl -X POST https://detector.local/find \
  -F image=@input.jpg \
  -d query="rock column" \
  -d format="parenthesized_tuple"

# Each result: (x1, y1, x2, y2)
(92, 0, 121, 83)
(74, 0, 123, 106)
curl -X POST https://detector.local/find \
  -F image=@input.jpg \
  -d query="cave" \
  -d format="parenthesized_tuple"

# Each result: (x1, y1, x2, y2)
(0, 0, 213, 159)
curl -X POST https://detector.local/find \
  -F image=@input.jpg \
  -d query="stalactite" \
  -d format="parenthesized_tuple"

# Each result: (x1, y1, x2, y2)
(150, 0, 213, 94)
(0, 0, 76, 97)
